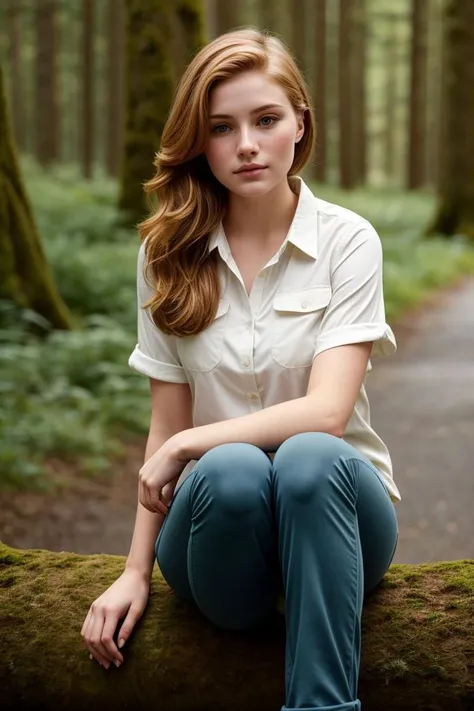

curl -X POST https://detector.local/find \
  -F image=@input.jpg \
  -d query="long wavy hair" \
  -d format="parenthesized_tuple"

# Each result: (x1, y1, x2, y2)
(139, 28, 316, 336)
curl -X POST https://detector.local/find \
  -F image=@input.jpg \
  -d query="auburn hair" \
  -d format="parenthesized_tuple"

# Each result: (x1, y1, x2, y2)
(138, 28, 316, 336)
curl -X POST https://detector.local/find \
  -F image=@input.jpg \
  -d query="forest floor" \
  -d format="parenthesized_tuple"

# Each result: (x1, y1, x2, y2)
(1, 278, 473, 565)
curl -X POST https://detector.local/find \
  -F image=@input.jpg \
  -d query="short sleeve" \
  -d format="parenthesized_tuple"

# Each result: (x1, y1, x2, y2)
(314, 221, 396, 359)
(128, 242, 188, 382)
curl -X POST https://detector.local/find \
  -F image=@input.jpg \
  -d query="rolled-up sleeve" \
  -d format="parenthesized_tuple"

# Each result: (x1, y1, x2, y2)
(128, 242, 188, 383)
(314, 221, 396, 359)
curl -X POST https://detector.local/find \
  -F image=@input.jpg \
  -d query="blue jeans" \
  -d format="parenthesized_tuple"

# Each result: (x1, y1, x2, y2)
(156, 432, 399, 711)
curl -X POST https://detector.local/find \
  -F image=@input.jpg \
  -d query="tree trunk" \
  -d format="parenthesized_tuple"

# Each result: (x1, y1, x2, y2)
(384, 19, 397, 183)
(34, 0, 60, 166)
(0, 68, 73, 330)
(258, 0, 278, 31)
(352, 0, 367, 185)
(118, 0, 174, 225)
(1, 543, 473, 711)
(338, 0, 356, 189)
(214, 0, 240, 35)
(407, 0, 428, 190)
(312, 0, 326, 182)
(170, 0, 206, 83)
(289, 0, 307, 76)
(427, 0, 474, 239)
(105, 0, 125, 178)
(81, 0, 95, 180)
(6, 0, 25, 151)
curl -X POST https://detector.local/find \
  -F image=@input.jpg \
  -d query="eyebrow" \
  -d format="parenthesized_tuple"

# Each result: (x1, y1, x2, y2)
(209, 103, 285, 119)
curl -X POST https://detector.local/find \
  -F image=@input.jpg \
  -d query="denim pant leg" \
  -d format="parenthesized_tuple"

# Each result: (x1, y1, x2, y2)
(155, 442, 280, 631)
(272, 432, 399, 711)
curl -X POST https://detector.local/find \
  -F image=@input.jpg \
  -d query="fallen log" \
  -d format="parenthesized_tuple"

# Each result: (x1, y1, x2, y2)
(0, 543, 473, 711)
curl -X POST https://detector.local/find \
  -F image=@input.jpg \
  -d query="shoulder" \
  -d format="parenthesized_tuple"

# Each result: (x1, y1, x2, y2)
(312, 197, 381, 257)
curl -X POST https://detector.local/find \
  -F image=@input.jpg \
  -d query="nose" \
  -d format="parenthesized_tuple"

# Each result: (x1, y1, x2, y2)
(237, 126, 258, 157)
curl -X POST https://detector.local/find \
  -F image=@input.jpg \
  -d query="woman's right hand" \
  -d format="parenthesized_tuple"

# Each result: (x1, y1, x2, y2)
(81, 567, 150, 669)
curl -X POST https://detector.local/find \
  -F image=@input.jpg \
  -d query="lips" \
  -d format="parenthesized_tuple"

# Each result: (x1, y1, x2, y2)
(235, 165, 267, 174)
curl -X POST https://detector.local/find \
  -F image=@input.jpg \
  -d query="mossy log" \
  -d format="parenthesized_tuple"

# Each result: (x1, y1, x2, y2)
(1, 543, 473, 711)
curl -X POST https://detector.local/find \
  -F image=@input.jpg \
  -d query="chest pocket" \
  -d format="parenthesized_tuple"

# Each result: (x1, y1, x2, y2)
(272, 286, 331, 368)
(177, 300, 229, 372)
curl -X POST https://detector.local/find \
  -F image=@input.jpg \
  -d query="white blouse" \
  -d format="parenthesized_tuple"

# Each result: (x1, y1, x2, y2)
(129, 176, 401, 503)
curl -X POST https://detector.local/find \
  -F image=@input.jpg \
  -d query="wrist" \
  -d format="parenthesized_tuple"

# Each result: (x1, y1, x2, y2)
(124, 559, 153, 582)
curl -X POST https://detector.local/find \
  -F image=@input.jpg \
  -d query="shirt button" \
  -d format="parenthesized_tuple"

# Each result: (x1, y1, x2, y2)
(301, 301, 308, 309)
(242, 358, 250, 367)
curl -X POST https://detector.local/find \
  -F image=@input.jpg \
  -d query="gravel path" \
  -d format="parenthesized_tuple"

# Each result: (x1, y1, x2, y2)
(368, 278, 474, 563)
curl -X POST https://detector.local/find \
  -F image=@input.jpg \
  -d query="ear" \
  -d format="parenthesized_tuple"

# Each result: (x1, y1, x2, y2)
(295, 109, 306, 143)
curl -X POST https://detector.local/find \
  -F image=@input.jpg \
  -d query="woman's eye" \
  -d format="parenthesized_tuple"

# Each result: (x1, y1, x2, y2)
(211, 124, 230, 134)
(259, 115, 278, 127)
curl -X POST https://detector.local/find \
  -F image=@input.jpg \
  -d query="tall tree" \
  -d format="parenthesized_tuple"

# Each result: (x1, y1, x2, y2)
(34, 0, 60, 166)
(311, 0, 326, 182)
(170, 0, 206, 82)
(338, 0, 357, 189)
(6, 0, 25, 151)
(290, 0, 307, 77)
(214, 0, 240, 35)
(407, 0, 428, 190)
(118, 0, 175, 224)
(258, 0, 278, 32)
(428, 0, 474, 239)
(0, 67, 73, 330)
(106, 0, 125, 178)
(81, 0, 95, 179)
(383, 17, 397, 183)
(352, 0, 367, 185)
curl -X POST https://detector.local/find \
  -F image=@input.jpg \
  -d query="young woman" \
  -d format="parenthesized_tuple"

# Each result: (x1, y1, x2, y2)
(82, 28, 400, 711)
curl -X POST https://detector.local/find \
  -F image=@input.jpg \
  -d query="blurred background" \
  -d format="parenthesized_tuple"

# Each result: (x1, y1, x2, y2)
(0, 0, 473, 564)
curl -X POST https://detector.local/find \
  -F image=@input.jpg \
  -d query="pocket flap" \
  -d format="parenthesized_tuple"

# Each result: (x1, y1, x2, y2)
(274, 286, 331, 313)
(214, 300, 230, 319)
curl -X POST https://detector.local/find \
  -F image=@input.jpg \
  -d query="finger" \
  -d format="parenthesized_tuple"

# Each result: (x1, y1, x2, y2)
(84, 615, 111, 668)
(117, 606, 141, 650)
(81, 609, 92, 639)
(88, 611, 114, 668)
(151, 486, 169, 516)
(100, 612, 123, 666)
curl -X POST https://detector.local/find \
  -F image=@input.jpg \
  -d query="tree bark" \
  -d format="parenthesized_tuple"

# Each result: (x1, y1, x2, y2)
(6, 0, 25, 151)
(407, 0, 428, 190)
(118, 0, 175, 225)
(81, 0, 95, 179)
(312, 0, 326, 182)
(1, 543, 473, 711)
(34, 0, 60, 166)
(427, 0, 474, 239)
(338, 0, 357, 189)
(214, 0, 240, 35)
(289, 0, 307, 76)
(105, 0, 125, 178)
(0, 68, 73, 330)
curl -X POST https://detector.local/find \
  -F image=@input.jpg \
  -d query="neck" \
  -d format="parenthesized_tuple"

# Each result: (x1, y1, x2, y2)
(223, 177, 299, 248)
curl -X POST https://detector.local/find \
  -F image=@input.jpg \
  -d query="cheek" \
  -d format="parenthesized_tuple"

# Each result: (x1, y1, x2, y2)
(267, 124, 298, 156)
(205, 140, 229, 171)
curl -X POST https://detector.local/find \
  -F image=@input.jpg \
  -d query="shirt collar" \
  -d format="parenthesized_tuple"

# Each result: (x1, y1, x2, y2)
(207, 176, 319, 260)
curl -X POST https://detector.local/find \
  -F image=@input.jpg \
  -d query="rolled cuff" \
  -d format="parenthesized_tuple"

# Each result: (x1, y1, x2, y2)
(128, 345, 189, 383)
(313, 323, 397, 359)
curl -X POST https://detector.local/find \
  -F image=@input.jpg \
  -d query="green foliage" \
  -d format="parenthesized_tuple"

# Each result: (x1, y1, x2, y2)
(1, 165, 474, 491)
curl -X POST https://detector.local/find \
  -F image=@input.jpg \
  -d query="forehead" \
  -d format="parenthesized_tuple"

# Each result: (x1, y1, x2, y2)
(208, 71, 291, 114)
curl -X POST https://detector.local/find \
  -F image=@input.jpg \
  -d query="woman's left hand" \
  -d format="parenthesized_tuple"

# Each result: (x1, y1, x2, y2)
(138, 436, 190, 515)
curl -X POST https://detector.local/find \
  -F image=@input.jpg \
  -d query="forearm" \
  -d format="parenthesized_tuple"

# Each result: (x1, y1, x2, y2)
(175, 395, 341, 461)
(125, 432, 171, 579)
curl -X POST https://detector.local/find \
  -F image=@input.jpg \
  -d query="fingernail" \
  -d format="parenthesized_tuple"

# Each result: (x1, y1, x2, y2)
(118, 638, 125, 649)
(114, 659, 121, 668)
(104, 662, 110, 670)
(89, 654, 93, 660)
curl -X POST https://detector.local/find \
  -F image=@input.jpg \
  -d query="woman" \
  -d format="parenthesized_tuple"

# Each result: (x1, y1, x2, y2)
(81, 28, 400, 711)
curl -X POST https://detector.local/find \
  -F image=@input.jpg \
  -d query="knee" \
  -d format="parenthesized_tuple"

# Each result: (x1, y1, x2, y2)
(192, 443, 272, 516)
(273, 432, 353, 502)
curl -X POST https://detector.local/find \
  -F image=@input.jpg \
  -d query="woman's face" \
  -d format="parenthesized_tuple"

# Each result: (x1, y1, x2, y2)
(204, 71, 305, 197)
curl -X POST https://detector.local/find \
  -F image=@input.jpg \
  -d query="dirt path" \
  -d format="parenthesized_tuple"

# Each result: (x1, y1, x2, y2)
(1, 279, 473, 564)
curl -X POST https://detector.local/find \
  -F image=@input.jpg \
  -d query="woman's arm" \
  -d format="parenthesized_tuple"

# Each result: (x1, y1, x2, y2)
(172, 342, 372, 461)
(125, 379, 193, 579)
